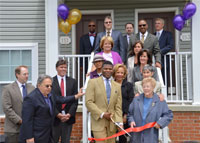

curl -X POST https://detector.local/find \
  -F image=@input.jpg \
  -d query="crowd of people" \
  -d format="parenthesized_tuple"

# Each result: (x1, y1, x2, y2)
(1, 15, 174, 143)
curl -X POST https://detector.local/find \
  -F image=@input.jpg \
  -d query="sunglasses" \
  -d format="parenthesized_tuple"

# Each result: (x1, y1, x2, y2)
(45, 85, 52, 88)
(139, 24, 146, 27)
(88, 25, 95, 27)
(104, 21, 112, 24)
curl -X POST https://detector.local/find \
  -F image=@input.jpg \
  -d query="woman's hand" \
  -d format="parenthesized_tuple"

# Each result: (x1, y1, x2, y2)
(135, 93, 140, 97)
(158, 94, 165, 101)
(154, 123, 160, 129)
(130, 121, 136, 128)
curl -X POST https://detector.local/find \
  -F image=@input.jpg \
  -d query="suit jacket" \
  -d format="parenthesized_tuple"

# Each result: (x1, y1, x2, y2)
(129, 32, 161, 63)
(19, 88, 77, 143)
(79, 33, 96, 54)
(127, 34, 137, 57)
(134, 81, 161, 95)
(127, 93, 173, 143)
(155, 30, 174, 67)
(2, 81, 35, 133)
(85, 77, 123, 132)
(94, 30, 126, 62)
(52, 75, 78, 125)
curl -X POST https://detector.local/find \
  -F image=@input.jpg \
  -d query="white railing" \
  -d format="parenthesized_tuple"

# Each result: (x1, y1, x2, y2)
(163, 51, 192, 103)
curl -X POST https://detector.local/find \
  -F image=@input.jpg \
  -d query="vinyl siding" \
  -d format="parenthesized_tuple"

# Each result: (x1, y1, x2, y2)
(0, 0, 46, 74)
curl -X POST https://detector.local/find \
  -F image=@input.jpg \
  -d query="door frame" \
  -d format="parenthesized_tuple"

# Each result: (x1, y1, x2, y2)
(135, 7, 179, 52)
(71, 10, 114, 54)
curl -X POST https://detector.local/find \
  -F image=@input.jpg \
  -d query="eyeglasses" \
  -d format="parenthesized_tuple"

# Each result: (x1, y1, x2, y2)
(139, 24, 146, 27)
(45, 85, 52, 88)
(88, 25, 95, 27)
(104, 21, 112, 24)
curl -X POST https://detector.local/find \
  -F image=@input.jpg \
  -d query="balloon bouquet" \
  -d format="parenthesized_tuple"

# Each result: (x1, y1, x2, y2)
(58, 4, 82, 34)
(173, 2, 197, 31)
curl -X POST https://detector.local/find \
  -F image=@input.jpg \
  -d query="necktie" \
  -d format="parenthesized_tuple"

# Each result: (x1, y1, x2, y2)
(106, 79, 111, 104)
(127, 35, 130, 44)
(107, 31, 110, 36)
(157, 32, 160, 40)
(141, 34, 145, 43)
(60, 78, 66, 109)
(22, 85, 27, 98)
(89, 33, 96, 37)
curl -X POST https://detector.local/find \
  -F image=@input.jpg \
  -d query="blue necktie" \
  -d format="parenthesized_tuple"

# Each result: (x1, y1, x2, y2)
(22, 85, 27, 98)
(106, 79, 111, 104)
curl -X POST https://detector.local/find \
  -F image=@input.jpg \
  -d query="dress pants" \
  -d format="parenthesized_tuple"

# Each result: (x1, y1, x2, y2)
(53, 122, 73, 143)
(92, 120, 116, 143)
(5, 132, 19, 143)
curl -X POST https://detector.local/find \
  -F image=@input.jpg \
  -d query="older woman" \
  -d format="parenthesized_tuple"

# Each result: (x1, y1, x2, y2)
(19, 75, 84, 143)
(132, 49, 158, 84)
(113, 64, 134, 143)
(128, 77, 173, 143)
(97, 36, 123, 65)
(127, 41, 143, 83)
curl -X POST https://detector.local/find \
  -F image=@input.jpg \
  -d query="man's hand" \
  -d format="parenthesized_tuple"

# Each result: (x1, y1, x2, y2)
(158, 94, 165, 101)
(155, 62, 161, 69)
(117, 125, 124, 132)
(130, 121, 136, 128)
(17, 120, 22, 125)
(103, 112, 111, 120)
(154, 123, 160, 129)
(75, 88, 85, 99)
(123, 114, 127, 124)
(26, 138, 34, 143)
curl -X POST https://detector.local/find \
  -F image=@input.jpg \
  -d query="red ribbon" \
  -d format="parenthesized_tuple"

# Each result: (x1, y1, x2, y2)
(88, 122, 156, 141)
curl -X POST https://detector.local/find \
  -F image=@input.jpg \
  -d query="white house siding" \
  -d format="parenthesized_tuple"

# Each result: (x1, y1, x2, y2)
(0, 0, 46, 74)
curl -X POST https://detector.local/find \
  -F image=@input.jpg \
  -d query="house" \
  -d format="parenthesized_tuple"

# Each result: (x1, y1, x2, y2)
(0, 0, 200, 142)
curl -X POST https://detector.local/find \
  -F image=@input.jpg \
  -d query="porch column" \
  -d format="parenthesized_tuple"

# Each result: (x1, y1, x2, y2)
(192, 0, 200, 104)
(45, 0, 59, 76)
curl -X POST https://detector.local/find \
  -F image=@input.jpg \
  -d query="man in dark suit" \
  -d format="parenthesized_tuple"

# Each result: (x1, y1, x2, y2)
(52, 59, 78, 143)
(154, 18, 174, 82)
(19, 75, 84, 143)
(94, 16, 126, 63)
(2, 65, 35, 143)
(129, 19, 161, 68)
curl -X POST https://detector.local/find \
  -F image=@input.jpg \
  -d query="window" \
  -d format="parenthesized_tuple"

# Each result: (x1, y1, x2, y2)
(0, 43, 38, 115)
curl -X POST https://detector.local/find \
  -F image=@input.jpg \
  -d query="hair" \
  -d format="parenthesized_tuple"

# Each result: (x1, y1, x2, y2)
(104, 16, 112, 21)
(100, 36, 114, 50)
(15, 65, 28, 78)
(113, 64, 128, 79)
(137, 49, 152, 66)
(129, 41, 144, 56)
(142, 64, 154, 73)
(138, 19, 147, 24)
(56, 59, 67, 68)
(102, 61, 113, 68)
(37, 74, 52, 87)
(142, 77, 156, 89)
(125, 22, 134, 28)
(155, 18, 165, 25)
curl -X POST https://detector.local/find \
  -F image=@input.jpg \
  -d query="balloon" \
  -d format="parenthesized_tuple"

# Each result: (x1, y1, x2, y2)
(58, 4, 69, 20)
(183, 2, 197, 20)
(59, 20, 72, 34)
(68, 9, 82, 24)
(173, 15, 185, 31)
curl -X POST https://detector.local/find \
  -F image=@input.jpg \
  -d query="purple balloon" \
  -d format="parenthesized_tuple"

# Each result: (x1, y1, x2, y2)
(58, 4, 69, 20)
(173, 15, 185, 31)
(183, 2, 197, 20)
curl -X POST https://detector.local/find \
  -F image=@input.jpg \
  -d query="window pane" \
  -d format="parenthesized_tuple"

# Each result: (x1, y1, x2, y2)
(0, 66, 10, 81)
(0, 51, 9, 65)
(22, 50, 31, 66)
(11, 50, 21, 65)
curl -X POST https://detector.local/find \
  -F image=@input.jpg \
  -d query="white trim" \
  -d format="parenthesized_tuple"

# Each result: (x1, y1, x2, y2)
(134, 7, 180, 52)
(71, 10, 114, 55)
(45, 0, 58, 76)
(192, 0, 200, 104)
(0, 43, 38, 86)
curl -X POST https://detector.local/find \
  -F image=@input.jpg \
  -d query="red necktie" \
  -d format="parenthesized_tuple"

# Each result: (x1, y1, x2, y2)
(61, 78, 66, 109)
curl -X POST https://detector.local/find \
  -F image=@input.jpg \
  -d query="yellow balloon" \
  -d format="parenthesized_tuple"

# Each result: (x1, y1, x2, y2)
(59, 19, 72, 34)
(68, 9, 82, 25)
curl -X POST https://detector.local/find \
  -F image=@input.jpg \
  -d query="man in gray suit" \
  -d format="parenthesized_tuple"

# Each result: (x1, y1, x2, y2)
(129, 19, 161, 68)
(2, 65, 35, 143)
(94, 16, 126, 63)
